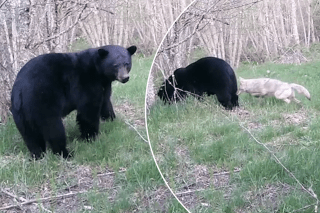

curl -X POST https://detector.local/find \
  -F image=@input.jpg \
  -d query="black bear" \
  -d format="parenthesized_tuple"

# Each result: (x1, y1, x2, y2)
(157, 57, 238, 109)
(11, 45, 137, 159)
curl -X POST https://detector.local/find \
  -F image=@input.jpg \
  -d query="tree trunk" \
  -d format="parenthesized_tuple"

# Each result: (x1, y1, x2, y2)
(291, 0, 300, 45)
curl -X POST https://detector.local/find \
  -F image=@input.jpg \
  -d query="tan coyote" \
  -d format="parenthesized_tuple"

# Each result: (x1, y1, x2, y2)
(237, 77, 311, 103)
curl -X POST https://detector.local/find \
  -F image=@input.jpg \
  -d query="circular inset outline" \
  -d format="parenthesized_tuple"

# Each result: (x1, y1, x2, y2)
(144, 1, 197, 212)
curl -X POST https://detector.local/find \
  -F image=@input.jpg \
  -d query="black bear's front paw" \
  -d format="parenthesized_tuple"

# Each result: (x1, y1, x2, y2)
(81, 130, 98, 141)
(101, 110, 116, 121)
(77, 114, 100, 141)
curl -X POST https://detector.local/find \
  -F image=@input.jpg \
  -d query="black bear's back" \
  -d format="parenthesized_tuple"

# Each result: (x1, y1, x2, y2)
(186, 57, 233, 78)
(11, 53, 76, 119)
(17, 53, 74, 78)
(184, 57, 236, 91)
(158, 56, 238, 109)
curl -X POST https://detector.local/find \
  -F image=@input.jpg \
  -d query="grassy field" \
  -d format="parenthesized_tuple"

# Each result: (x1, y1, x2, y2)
(0, 56, 183, 212)
(147, 59, 320, 212)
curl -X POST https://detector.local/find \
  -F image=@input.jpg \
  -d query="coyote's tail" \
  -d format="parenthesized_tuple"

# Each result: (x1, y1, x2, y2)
(290, 83, 311, 100)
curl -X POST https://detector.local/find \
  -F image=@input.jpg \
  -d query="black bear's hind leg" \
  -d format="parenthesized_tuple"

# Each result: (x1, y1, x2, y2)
(13, 114, 46, 159)
(23, 133, 46, 160)
(42, 119, 69, 158)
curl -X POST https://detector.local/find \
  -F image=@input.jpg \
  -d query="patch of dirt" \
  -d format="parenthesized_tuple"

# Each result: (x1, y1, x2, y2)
(114, 101, 145, 126)
(172, 159, 240, 210)
(173, 164, 297, 212)
(229, 107, 264, 130)
(0, 165, 118, 213)
(266, 134, 297, 148)
(247, 121, 263, 129)
(230, 107, 252, 120)
(282, 109, 308, 126)
(174, 144, 192, 165)
(168, 144, 243, 210)
(141, 186, 174, 212)
(236, 183, 293, 212)
(231, 107, 309, 130)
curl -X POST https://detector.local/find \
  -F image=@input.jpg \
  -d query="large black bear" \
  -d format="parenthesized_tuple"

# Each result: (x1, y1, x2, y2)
(11, 45, 137, 159)
(158, 57, 238, 109)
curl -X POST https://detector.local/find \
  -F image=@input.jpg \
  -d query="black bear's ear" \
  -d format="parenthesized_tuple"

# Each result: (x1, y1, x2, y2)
(98, 49, 109, 58)
(127, 46, 137, 55)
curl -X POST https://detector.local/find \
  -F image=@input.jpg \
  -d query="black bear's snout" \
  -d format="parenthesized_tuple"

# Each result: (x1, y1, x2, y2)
(120, 76, 129, 83)
(158, 84, 174, 103)
(116, 67, 130, 83)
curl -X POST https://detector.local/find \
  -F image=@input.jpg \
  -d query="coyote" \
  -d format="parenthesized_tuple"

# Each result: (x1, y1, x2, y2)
(237, 77, 311, 103)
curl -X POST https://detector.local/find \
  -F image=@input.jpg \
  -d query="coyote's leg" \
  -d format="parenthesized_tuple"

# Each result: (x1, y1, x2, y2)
(292, 98, 301, 103)
(282, 98, 291, 104)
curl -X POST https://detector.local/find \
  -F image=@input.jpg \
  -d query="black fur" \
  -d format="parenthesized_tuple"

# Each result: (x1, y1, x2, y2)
(11, 45, 137, 159)
(158, 57, 238, 109)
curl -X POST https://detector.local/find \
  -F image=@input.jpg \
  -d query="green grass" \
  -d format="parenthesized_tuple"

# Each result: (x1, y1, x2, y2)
(147, 60, 320, 212)
(0, 56, 183, 212)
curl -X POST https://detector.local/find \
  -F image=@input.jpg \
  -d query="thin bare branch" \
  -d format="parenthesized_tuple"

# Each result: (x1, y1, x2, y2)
(0, 190, 107, 211)
(32, 3, 91, 49)
(125, 120, 149, 143)
(0, 0, 7, 9)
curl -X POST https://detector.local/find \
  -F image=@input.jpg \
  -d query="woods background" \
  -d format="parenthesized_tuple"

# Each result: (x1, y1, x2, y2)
(0, 0, 192, 122)
(147, 0, 320, 108)
(1, 0, 320, 120)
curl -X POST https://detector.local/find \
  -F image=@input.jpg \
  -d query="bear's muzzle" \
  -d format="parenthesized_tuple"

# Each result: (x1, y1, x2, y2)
(116, 67, 130, 83)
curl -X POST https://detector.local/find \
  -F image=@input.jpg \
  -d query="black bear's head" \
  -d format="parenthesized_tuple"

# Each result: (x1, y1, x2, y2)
(98, 45, 137, 83)
(157, 68, 186, 103)
(157, 75, 175, 103)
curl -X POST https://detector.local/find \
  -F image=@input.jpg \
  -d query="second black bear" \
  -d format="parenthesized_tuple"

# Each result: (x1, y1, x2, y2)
(158, 57, 239, 109)
(11, 45, 137, 159)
